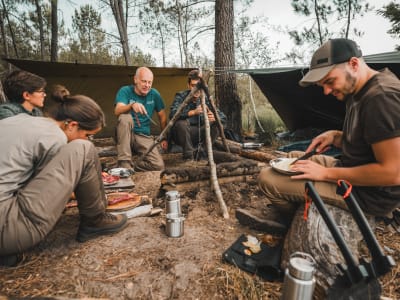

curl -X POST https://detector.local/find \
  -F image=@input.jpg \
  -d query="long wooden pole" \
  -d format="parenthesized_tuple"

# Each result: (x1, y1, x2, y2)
(200, 89, 229, 219)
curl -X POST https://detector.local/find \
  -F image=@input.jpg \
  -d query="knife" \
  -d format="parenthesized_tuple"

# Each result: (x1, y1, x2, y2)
(289, 145, 330, 165)
(289, 149, 317, 165)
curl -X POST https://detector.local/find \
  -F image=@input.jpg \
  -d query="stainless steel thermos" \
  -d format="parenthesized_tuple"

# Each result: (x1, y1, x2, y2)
(281, 252, 316, 300)
(165, 190, 185, 238)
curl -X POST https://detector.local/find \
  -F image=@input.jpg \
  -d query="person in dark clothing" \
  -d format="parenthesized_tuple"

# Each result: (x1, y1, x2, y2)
(169, 70, 226, 160)
(238, 39, 400, 234)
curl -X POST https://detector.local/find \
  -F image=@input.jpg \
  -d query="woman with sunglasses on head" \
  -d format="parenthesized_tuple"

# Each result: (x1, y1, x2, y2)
(0, 81, 127, 267)
(0, 70, 46, 120)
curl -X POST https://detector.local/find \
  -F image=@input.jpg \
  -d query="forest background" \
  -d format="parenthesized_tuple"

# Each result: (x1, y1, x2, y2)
(0, 0, 399, 141)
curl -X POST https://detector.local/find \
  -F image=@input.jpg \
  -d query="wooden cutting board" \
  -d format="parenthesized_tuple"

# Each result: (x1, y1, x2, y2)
(104, 177, 135, 189)
(106, 192, 151, 212)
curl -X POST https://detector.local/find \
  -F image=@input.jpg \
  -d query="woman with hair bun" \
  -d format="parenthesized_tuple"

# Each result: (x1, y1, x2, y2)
(0, 83, 127, 267)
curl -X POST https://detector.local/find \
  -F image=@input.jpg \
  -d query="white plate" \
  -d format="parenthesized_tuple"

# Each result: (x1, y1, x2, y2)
(269, 158, 302, 175)
(108, 168, 134, 178)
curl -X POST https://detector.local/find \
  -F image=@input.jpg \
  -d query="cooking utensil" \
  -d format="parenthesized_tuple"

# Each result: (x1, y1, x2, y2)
(166, 213, 185, 238)
(305, 181, 395, 299)
(145, 112, 159, 126)
(289, 149, 317, 166)
(336, 180, 395, 277)
(270, 158, 302, 175)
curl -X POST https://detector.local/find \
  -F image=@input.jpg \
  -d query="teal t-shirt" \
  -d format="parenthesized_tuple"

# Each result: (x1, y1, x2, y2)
(115, 85, 165, 135)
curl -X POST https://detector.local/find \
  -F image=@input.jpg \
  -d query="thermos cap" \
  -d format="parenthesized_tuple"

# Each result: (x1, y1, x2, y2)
(288, 252, 316, 280)
(166, 190, 180, 200)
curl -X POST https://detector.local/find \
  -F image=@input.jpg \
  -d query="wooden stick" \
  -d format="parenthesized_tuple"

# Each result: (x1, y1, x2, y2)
(209, 95, 230, 153)
(200, 89, 229, 219)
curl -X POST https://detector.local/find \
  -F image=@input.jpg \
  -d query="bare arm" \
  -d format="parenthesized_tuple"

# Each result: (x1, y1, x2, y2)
(114, 102, 132, 116)
(292, 137, 400, 186)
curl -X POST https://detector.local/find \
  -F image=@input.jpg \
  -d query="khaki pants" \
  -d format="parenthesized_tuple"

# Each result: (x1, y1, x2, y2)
(258, 151, 347, 216)
(116, 114, 164, 171)
(0, 140, 106, 255)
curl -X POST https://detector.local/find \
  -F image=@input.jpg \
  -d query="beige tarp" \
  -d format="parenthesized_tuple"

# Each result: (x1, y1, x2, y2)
(5, 58, 193, 138)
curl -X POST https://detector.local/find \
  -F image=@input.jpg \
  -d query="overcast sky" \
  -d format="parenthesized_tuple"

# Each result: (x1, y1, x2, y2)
(248, 0, 398, 57)
(60, 0, 398, 66)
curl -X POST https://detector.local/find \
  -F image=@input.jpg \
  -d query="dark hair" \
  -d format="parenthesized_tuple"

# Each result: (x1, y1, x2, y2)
(51, 84, 70, 99)
(187, 69, 200, 84)
(49, 89, 105, 130)
(2, 70, 46, 104)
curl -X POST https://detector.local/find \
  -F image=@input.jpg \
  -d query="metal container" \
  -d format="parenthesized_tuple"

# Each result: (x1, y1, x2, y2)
(166, 213, 185, 238)
(281, 252, 316, 300)
(165, 190, 181, 214)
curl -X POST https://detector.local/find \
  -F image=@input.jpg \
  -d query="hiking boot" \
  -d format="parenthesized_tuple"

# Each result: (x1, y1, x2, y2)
(235, 208, 288, 235)
(0, 253, 23, 267)
(76, 212, 128, 243)
(118, 160, 133, 169)
(183, 151, 194, 161)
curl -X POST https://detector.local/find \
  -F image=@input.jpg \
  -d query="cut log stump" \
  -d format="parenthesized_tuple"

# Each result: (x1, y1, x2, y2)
(281, 203, 375, 300)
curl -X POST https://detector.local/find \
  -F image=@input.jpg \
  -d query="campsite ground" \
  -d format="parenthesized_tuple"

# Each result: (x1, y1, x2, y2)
(0, 145, 399, 300)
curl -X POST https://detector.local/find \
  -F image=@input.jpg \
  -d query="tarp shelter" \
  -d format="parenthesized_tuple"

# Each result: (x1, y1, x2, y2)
(4, 58, 193, 138)
(242, 51, 400, 132)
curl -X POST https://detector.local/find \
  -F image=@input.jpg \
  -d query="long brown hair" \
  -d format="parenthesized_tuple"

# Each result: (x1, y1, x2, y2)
(49, 85, 105, 130)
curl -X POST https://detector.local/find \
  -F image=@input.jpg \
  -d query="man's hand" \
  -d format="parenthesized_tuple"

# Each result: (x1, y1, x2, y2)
(131, 102, 148, 115)
(306, 130, 342, 153)
(290, 160, 329, 181)
(191, 105, 203, 116)
(160, 140, 168, 151)
(207, 110, 215, 122)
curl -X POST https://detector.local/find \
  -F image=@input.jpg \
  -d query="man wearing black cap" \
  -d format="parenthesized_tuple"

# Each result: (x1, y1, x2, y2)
(237, 38, 400, 234)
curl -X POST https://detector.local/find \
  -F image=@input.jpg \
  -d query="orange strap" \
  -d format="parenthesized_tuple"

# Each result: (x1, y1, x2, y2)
(303, 188, 312, 220)
(337, 179, 352, 198)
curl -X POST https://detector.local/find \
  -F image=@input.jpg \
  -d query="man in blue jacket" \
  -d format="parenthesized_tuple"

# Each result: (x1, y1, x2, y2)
(169, 70, 226, 160)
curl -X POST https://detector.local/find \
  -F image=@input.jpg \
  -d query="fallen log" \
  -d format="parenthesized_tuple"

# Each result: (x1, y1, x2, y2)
(160, 159, 260, 185)
(161, 175, 256, 192)
(214, 140, 278, 162)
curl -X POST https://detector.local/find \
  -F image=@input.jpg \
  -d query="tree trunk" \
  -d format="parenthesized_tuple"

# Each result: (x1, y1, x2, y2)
(110, 0, 131, 66)
(34, 0, 45, 60)
(215, 0, 242, 138)
(50, 0, 58, 62)
(0, 9, 9, 59)
(1, 0, 18, 57)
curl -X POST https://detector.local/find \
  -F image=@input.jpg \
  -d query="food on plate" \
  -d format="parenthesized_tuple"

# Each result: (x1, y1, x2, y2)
(242, 235, 262, 254)
(102, 172, 120, 185)
(106, 192, 152, 211)
(273, 158, 297, 172)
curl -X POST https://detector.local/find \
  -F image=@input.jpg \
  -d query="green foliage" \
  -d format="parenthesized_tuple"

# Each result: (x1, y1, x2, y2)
(234, 16, 280, 68)
(378, 2, 400, 50)
(289, 0, 371, 49)
(236, 74, 285, 144)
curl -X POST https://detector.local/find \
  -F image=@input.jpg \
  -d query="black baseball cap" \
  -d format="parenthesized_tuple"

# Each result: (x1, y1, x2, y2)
(299, 38, 362, 87)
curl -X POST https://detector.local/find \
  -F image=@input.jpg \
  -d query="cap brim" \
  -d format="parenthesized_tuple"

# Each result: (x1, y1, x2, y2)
(299, 65, 335, 87)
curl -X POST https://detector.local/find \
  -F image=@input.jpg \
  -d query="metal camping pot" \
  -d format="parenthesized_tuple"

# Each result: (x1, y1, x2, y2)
(165, 190, 181, 214)
(166, 213, 185, 238)
(281, 252, 316, 300)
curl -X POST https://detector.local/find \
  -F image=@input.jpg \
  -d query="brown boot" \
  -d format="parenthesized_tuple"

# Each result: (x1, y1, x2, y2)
(235, 207, 288, 235)
(77, 212, 128, 242)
